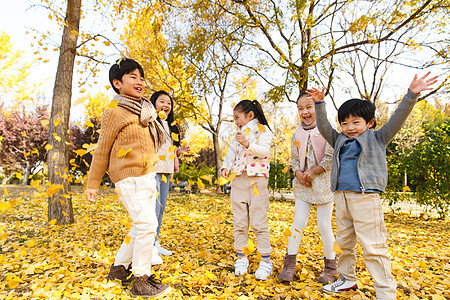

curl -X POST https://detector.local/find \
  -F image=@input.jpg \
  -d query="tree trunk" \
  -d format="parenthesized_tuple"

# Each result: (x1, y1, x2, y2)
(21, 162, 30, 186)
(212, 131, 222, 182)
(47, 0, 81, 225)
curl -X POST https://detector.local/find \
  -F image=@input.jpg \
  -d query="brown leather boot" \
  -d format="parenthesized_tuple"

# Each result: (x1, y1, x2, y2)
(318, 257, 338, 283)
(106, 264, 133, 286)
(278, 254, 297, 282)
(131, 274, 172, 298)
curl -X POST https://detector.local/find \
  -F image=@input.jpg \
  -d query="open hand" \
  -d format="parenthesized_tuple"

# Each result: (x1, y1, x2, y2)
(409, 72, 438, 94)
(177, 145, 190, 156)
(306, 87, 325, 103)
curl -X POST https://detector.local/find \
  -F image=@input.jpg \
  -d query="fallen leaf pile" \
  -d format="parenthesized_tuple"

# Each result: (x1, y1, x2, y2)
(0, 186, 448, 299)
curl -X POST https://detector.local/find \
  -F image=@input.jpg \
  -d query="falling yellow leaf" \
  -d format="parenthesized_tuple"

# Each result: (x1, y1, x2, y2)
(257, 124, 266, 132)
(117, 148, 132, 158)
(169, 153, 176, 160)
(242, 239, 255, 255)
(108, 99, 118, 108)
(41, 120, 49, 127)
(124, 235, 131, 245)
(227, 172, 237, 182)
(243, 128, 250, 136)
(162, 174, 167, 183)
(171, 132, 179, 142)
(73, 96, 87, 106)
(282, 165, 290, 174)
(197, 178, 205, 189)
(74, 149, 87, 157)
(159, 155, 166, 161)
(293, 141, 300, 148)
(16, 173, 23, 180)
(168, 145, 177, 152)
(283, 228, 292, 237)
(53, 132, 61, 142)
(85, 143, 99, 153)
(45, 144, 53, 151)
(54, 118, 62, 127)
(250, 180, 257, 187)
(253, 186, 259, 195)
(4, 188, 8, 196)
(158, 111, 167, 119)
(200, 174, 213, 185)
(333, 241, 343, 254)
(171, 121, 177, 126)
(218, 177, 228, 186)
(86, 120, 94, 127)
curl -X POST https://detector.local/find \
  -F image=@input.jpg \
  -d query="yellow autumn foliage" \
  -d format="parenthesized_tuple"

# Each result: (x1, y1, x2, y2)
(0, 186, 448, 299)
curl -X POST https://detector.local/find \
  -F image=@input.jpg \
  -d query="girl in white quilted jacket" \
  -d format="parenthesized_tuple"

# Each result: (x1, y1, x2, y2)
(221, 99, 273, 280)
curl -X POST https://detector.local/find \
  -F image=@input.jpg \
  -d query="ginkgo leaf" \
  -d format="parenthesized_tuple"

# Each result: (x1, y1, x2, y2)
(242, 239, 255, 255)
(250, 180, 257, 187)
(293, 140, 300, 148)
(168, 145, 177, 152)
(171, 121, 177, 126)
(73, 96, 88, 106)
(197, 178, 205, 189)
(159, 155, 166, 161)
(253, 186, 259, 195)
(117, 148, 132, 157)
(333, 241, 343, 254)
(227, 172, 237, 182)
(218, 177, 228, 186)
(282, 165, 290, 174)
(45, 144, 53, 151)
(108, 100, 118, 108)
(171, 132, 179, 142)
(4, 188, 8, 196)
(257, 124, 266, 132)
(74, 149, 87, 157)
(169, 153, 176, 160)
(124, 235, 131, 245)
(54, 118, 62, 127)
(41, 120, 49, 127)
(16, 173, 23, 180)
(162, 174, 167, 183)
(158, 111, 167, 119)
(283, 227, 292, 237)
(52, 133, 61, 142)
(243, 128, 250, 136)
(200, 174, 213, 185)
(85, 143, 99, 153)
(86, 120, 94, 128)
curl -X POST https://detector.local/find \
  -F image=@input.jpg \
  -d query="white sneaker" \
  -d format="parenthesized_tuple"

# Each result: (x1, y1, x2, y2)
(322, 274, 357, 293)
(234, 257, 249, 276)
(155, 240, 173, 256)
(255, 260, 272, 280)
(151, 247, 163, 265)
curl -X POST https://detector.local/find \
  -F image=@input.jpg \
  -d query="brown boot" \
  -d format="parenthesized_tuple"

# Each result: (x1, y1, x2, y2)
(278, 254, 297, 282)
(318, 257, 338, 283)
(106, 264, 133, 286)
(131, 274, 172, 298)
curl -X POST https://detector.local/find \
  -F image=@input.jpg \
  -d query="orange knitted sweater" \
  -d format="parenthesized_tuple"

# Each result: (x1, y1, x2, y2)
(87, 105, 158, 189)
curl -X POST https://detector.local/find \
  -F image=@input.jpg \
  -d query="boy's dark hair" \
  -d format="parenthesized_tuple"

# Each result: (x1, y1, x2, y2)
(149, 90, 181, 147)
(234, 99, 271, 130)
(109, 58, 145, 94)
(338, 99, 377, 129)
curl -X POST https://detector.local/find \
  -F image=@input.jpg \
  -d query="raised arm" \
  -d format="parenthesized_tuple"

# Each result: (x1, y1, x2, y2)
(377, 72, 438, 144)
(306, 87, 338, 147)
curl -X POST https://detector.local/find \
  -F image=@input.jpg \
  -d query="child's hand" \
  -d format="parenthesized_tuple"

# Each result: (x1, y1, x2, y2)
(236, 132, 249, 148)
(86, 189, 97, 202)
(295, 170, 311, 187)
(177, 145, 190, 156)
(409, 72, 438, 94)
(306, 87, 325, 103)
(302, 170, 316, 182)
(221, 168, 229, 178)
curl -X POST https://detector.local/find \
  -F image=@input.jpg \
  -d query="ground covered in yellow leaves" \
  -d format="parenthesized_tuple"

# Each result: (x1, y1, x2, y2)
(0, 186, 449, 299)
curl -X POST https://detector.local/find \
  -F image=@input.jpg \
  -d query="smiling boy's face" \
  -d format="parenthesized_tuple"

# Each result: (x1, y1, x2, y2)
(340, 115, 375, 138)
(113, 69, 145, 98)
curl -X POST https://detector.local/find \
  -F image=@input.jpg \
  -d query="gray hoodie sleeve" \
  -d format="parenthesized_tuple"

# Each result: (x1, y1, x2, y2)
(315, 102, 339, 148)
(375, 89, 419, 144)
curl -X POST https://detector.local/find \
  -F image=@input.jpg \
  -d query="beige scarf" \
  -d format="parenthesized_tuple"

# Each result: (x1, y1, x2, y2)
(115, 94, 165, 149)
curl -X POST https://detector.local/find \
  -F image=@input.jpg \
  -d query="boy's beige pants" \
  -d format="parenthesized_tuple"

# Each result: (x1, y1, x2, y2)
(334, 191, 396, 300)
(230, 172, 272, 254)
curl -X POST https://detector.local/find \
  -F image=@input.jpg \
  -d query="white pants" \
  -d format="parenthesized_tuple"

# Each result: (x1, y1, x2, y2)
(114, 172, 158, 276)
(287, 200, 335, 259)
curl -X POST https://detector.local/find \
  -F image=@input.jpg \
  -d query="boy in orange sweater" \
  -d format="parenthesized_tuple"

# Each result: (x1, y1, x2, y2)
(85, 58, 171, 299)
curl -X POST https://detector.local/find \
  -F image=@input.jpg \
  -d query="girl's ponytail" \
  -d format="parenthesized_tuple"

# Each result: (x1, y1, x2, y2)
(234, 99, 271, 130)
